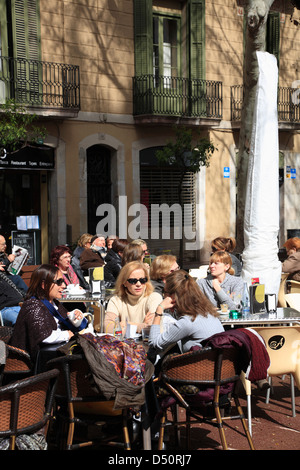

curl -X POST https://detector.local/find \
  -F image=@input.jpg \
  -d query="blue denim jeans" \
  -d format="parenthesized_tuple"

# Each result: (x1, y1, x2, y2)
(0, 306, 20, 326)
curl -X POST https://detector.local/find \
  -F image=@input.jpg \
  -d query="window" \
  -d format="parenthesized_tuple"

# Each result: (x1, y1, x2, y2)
(134, 0, 205, 80)
(153, 15, 180, 88)
(140, 147, 197, 256)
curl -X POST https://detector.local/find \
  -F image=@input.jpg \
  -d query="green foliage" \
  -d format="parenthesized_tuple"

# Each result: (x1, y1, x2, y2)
(155, 126, 216, 174)
(0, 99, 46, 154)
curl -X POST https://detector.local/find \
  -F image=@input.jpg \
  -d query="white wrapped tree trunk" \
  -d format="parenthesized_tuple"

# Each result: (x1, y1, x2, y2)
(241, 51, 282, 297)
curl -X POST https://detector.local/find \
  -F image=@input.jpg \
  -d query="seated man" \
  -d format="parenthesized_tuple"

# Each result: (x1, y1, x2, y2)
(0, 271, 24, 326)
(80, 234, 106, 275)
(0, 235, 28, 292)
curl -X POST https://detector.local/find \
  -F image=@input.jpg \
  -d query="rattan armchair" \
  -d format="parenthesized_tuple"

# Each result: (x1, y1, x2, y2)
(0, 343, 33, 385)
(0, 368, 59, 450)
(157, 346, 255, 450)
(47, 353, 132, 450)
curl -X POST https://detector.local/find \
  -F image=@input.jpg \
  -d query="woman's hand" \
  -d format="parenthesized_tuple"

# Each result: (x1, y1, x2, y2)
(144, 311, 155, 325)
(161, 295, 176, 310)
(73, 309, 84, 321)
(212, 278, 221, 292)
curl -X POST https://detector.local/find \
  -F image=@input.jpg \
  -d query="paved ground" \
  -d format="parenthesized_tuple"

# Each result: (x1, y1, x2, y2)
(165, 375, 300, 451)
(48, 375, 300, 455)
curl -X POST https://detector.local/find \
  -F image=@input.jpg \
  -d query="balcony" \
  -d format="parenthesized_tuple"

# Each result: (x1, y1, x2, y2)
(133, 75, 222, 126)
(0, 57, 80, 117)
(231, 84, 300, 129)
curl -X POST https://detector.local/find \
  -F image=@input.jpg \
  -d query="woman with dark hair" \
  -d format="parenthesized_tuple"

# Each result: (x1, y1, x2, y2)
(121, 243, 144, 266)
(197, 251, 244, 310)
(149, 270, 224, 353)
(50, 245, 80, 286)
(104, 238, 129, 286)
(211, 236, 242, 276)
(10, 264, 87, 360)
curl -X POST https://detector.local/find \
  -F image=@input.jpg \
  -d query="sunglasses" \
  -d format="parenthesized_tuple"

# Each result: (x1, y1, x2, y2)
(127, 277, 148, 285)
(53, 278, 66, 286)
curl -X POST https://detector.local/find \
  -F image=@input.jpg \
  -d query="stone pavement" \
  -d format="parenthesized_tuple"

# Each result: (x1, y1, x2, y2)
(165, 375, 300, 451)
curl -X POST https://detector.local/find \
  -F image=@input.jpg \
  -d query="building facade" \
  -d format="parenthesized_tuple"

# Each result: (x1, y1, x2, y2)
(0, 0, 299, 265)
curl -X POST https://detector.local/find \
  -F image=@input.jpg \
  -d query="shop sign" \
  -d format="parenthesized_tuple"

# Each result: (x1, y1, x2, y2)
(0, 145, 54, 170)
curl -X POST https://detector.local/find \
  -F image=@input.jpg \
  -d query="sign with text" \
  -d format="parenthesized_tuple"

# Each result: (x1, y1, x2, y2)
(0, 145, 54, 170)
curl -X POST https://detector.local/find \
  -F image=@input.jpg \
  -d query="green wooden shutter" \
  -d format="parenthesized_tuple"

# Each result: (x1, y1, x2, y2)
(134, 0, 152, 76)
(189, 0, 205, 80)
(189, 0, 205, 115)
(267, 11, 280, 65)
(0, 0, 9, 103)
(12, 0, 40, 60)
(11, 0, 41, 104)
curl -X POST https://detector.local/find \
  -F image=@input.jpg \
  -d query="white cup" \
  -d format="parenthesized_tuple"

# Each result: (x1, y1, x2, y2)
(67, 309, 84, 328)
(125, 324, 137, 338)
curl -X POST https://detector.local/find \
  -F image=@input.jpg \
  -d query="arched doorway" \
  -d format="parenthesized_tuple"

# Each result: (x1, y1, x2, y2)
(86, 145, 112, 234)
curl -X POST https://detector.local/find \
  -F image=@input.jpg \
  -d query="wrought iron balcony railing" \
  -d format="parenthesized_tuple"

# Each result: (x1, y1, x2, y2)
(231, 84, 300, 123)
(133, 75, 222, 119)
(0, 56, 80, 111)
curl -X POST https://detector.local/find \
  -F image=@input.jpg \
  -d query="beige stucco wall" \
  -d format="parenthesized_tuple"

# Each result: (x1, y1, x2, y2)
(40, 0, 135, 115)
(39, 0, 300, 260)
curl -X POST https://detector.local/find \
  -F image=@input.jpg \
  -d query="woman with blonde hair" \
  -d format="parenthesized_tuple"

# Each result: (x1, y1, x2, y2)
(150, 254, 179, 295)
(149, 270, 224, 353)
(104, 261, 162, 334)
(197, 251, 244, 310)
(211, 236, 242, 276)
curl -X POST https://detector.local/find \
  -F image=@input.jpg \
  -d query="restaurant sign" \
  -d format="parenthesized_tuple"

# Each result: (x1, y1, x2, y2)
(0, 144, 54, 170)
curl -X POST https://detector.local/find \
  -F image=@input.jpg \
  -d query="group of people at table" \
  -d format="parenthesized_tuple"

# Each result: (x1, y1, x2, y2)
(1, 233, 300, 373)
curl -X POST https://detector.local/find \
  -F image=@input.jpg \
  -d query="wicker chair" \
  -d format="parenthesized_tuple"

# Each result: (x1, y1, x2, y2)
(0, 326, 14, 344)
(0, 368, 59, 450)
(157, 347, 255, 450)
(0, 344, 33, 385)
(47, 353, 132, 450)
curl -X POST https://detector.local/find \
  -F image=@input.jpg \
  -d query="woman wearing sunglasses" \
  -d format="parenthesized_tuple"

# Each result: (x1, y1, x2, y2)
(104, 261, 162, 335)
(10, 264, 87, 361)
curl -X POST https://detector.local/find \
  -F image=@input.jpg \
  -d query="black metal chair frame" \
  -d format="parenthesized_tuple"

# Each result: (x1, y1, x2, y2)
(0, 368, 59, 450)
(158, 346, 255, 450)
(47, 353, 132, 450)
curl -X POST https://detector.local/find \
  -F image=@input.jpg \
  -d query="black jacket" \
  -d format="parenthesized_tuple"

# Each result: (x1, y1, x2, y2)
(104, 249, 122, 286)
(0, 272, 24, 309)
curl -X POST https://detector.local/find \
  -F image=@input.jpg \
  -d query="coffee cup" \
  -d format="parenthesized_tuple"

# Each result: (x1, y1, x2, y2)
(220, 303, 229, 314)
(125, 324, 137, 339)
(67, 309, 84, 328)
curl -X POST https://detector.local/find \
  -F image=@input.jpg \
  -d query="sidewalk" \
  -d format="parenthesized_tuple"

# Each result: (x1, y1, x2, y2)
(166, 375, 300, 451)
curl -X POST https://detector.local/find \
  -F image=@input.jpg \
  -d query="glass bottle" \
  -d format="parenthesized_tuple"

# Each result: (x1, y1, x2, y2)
(113, 318, 123, 340)
(242, 282, 250, 316)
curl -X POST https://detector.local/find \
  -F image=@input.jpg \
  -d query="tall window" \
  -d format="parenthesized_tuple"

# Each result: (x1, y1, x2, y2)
(134, 0, 205, 81)
(153, 15, 180, 88)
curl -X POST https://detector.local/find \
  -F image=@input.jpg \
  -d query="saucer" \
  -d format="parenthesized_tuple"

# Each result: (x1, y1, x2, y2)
(217, 309, 229, 315)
